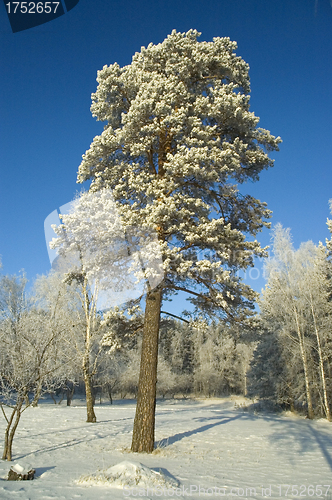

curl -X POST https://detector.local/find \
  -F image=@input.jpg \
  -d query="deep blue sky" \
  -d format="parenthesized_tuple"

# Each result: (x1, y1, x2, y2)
(0, 0, 331, 310)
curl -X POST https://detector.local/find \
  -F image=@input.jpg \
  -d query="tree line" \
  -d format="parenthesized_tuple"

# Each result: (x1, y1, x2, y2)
(0, 267, 253, 459)
(248, 219, 332, 421)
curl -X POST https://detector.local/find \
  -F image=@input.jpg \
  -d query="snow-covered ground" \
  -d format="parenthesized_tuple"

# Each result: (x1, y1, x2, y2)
(1, 396, 332, 500)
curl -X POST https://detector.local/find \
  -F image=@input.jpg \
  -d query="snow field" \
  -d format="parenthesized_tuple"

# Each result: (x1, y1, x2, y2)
(0, 397, 332, 500)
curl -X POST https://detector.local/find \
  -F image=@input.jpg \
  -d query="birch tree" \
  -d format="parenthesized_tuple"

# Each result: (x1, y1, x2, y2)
(77, 29, 281, 451)
(50, 189, 160, 421)
(0, 274, 71, 460)
(298, 242, 332, 420)
(259, 225, 332, 418)
(260, 226, 315, 418)
(29, 272, 80, 406)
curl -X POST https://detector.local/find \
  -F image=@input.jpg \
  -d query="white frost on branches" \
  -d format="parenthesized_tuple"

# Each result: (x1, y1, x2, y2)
(76, 29, 281, 321)
(48, 189, 163, 309)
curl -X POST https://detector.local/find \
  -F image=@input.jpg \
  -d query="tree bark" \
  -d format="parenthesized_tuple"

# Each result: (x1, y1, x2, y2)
(83, 366, 96, 422)
(131, 288, 162, 452)
(32, 380, 42, 407)
(82, 275, 96, 423)
(2, 401, 23, 461)
(294, 308, 314, 419)
(66, 381, 75, 406)
(309, 294, 331, 421)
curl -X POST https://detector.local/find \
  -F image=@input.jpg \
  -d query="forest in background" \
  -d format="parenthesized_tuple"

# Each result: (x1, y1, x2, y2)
(2, 211, 332, 421)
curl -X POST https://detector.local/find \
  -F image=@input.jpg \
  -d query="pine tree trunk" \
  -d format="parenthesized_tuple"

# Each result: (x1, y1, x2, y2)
(131, 288, 162, 453)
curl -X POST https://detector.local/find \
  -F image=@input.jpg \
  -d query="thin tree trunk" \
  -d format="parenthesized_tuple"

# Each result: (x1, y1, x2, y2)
(66, 382, 75, 406)
(83, 361, 96, 422)
(309, 293, 331, 421)
(32, 380, 42, 407)
(2, 407, 16, 460)
(2, 401, 23, 461)
(82, 276, 96, 423)
(294, 308, 314, 419)
(131, 288, 162, 452)
(107, 384, 113, 404)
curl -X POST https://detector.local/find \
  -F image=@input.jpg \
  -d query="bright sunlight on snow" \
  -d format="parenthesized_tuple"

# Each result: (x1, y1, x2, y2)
(1, 397, 332, 500)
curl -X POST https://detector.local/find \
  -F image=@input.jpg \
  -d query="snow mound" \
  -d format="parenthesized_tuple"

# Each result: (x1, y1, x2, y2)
(77, 460, 179, 489)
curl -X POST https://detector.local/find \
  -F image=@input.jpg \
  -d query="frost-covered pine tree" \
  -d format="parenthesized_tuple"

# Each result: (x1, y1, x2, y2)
(77, 29, 281, 451)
